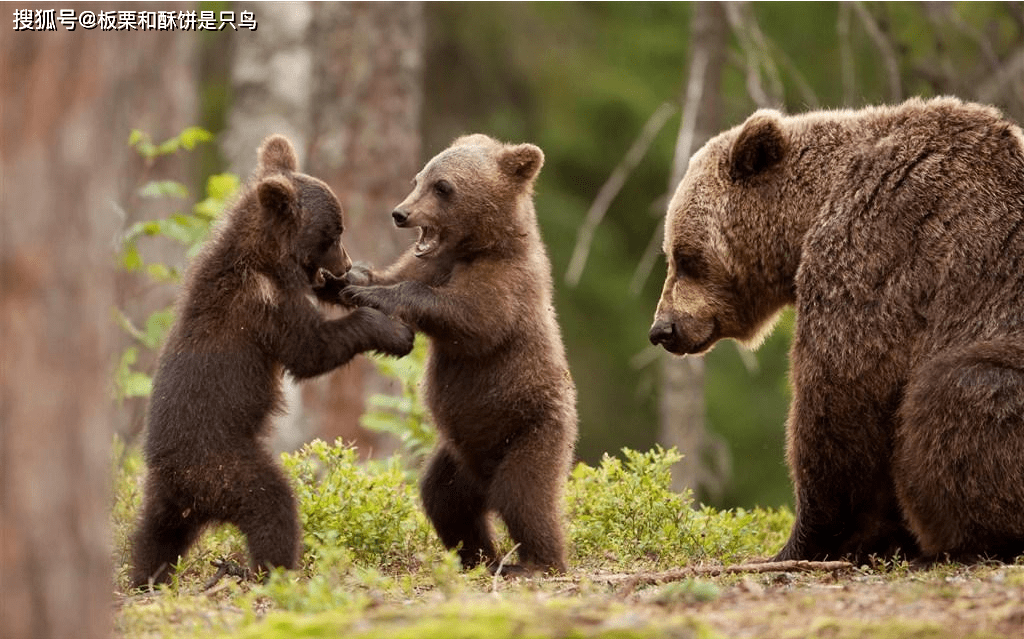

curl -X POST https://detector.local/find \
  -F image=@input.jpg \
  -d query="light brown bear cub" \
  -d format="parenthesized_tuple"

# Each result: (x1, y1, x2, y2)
(341, 134, 578, 574)
(650, 97, 1024, 563)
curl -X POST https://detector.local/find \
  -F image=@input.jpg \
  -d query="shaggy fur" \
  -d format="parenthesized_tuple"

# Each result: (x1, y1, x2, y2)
(130, 135, 414, 588)
(650, 97, 1024, 562)
(340, 134, 578, 573)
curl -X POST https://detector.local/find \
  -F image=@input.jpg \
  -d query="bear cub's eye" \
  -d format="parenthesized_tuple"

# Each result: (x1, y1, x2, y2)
(433, 180, 453, 198)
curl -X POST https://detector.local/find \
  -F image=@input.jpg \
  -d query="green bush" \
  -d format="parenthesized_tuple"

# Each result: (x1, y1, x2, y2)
(283, 439, 437, 573)
(113, 436, 791, 594)
(568, 446, 693, 567)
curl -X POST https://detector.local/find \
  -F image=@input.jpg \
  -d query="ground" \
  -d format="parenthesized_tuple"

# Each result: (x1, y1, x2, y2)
(115, 561, 1024, 639)
(111, 438, 1024, 639)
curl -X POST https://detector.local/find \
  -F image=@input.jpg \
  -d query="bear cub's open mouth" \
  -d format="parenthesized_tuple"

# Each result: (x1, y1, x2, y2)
(414, 226, 440, 257)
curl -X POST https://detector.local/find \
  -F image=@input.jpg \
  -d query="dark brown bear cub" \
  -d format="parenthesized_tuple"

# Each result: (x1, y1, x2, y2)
(341, 134, 578, 574)
(130, 135, 414, 588)
(649, 97, 1024, 563)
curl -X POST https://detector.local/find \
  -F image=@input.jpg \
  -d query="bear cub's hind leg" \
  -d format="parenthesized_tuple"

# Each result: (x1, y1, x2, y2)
(420, 444, 498, 569)
(488, 460, 568, 574)
(218, 450, 301, 579)
(130, 487, 206, 588)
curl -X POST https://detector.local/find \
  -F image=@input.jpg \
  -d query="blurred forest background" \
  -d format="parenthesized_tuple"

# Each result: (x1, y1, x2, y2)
(4, 4, 1024, 636)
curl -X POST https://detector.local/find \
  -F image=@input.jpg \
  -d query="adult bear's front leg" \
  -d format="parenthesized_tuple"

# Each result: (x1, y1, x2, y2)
(776, 370, 918, 563)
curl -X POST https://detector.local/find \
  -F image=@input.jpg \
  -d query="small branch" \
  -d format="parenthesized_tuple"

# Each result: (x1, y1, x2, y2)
(725, 2, 785, 109)
(837, 3, 856, 106)
(851, 2, 902, 101)
(491, 544, 521, 592)
(724, 3, 770, 109)
(670, 43, 711, 192)
(766, 40, 820, 110)
(565, 102, 676, 287)
(629, 217, 665, 297)
(549, 560, 854, 587)
(203, 558, 252, 591)
(977, 47, 1024, 106)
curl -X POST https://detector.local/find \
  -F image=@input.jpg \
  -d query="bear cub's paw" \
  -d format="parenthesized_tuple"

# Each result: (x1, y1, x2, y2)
(349, 306, 414, 357)
(311, 268, 349, 304)
(341, 285, 394, 315)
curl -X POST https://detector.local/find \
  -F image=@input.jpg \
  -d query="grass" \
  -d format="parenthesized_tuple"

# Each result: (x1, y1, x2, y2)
(111, 439, 1024, 639)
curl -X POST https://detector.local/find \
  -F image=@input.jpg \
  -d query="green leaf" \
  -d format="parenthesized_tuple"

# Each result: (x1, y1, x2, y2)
(128, 129, 146, 146)
(119, 243, 143, 272)
(138, 180, 189, 199)
(178, 126, 213, 150)
(122, 221, 162, 245)
(136, 140, 158, 160)
(145, 263, 176, 283)
(205, 172, 241, 202)
(121, 371, 153, 398)
(112, 346, 153, 401)
(142, 308, 175, 349)
(155, 138, 180, 156)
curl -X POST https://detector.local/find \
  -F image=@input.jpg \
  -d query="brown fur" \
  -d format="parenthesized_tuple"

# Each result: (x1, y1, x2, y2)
(650, 97, 1024, 562)
(340, 134, 578, 573)
(130, 135, 414, 588)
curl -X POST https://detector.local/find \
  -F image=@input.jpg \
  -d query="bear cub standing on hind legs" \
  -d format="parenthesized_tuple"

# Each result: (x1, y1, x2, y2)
(649, 96, 1024, 563)
(130, 135, 414, 589)
(340, 134, 578, 574)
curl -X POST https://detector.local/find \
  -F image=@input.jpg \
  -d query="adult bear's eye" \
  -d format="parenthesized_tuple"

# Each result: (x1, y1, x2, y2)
(433, 180, 453, 198)
(673, 249, 706, 280)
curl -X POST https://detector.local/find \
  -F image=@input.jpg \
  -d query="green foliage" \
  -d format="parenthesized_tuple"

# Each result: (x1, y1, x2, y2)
(111, 436, 792, 591)
(113, 347, 153, 400)
(129, 126, 214, 160)
(282, 439, 438, 574)
(111, 433, 799, 636)
(568, 447, 791, 569)
(649, 579, 721, 605)
(112, 127, 239, 403)
(568, 447, 693, 567)
(359, 336, 437, 466)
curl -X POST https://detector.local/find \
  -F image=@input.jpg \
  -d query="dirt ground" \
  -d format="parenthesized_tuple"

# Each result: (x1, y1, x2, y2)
(115, 559, 1024, 639)
(597, 562, 1024, 638)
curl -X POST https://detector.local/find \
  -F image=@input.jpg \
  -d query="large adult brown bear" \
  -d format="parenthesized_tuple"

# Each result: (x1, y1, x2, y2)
(130, 135, 414, 588)
(649, 97, 1024, 563)
(340, 134, 578, 574)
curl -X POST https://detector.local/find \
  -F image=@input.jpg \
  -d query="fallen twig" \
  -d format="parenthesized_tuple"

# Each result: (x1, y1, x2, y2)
(491, 543, 521, 592)
(549, 560, 854, 587)
(203, 558, 251, 591)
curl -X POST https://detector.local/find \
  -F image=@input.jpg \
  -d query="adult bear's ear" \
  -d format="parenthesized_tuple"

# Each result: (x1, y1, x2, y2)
(257, 175, 297, 222)
(499, 143, 545, 183)
(257, 134, 299, 175)
(729, 110, 786, 182)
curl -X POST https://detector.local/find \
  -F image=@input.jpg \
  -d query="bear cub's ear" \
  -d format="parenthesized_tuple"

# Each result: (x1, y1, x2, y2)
(729, 110, 786, 182)
(258, 134, 299, 175)
(257, 175, 298, 220)
(498, 143, 545, 183)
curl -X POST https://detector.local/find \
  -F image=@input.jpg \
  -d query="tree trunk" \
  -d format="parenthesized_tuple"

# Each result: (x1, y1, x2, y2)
(659, 1, 729, 498)
(303, 2, 424, 453)
(222, 1, 424, 453)
(0, 18, 193, 639)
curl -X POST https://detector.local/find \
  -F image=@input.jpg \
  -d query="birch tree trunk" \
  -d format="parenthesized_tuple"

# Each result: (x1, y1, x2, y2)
(659, 1, 729, 497)
(1, 20, 195, 639)
(223, 2, 424, 453)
